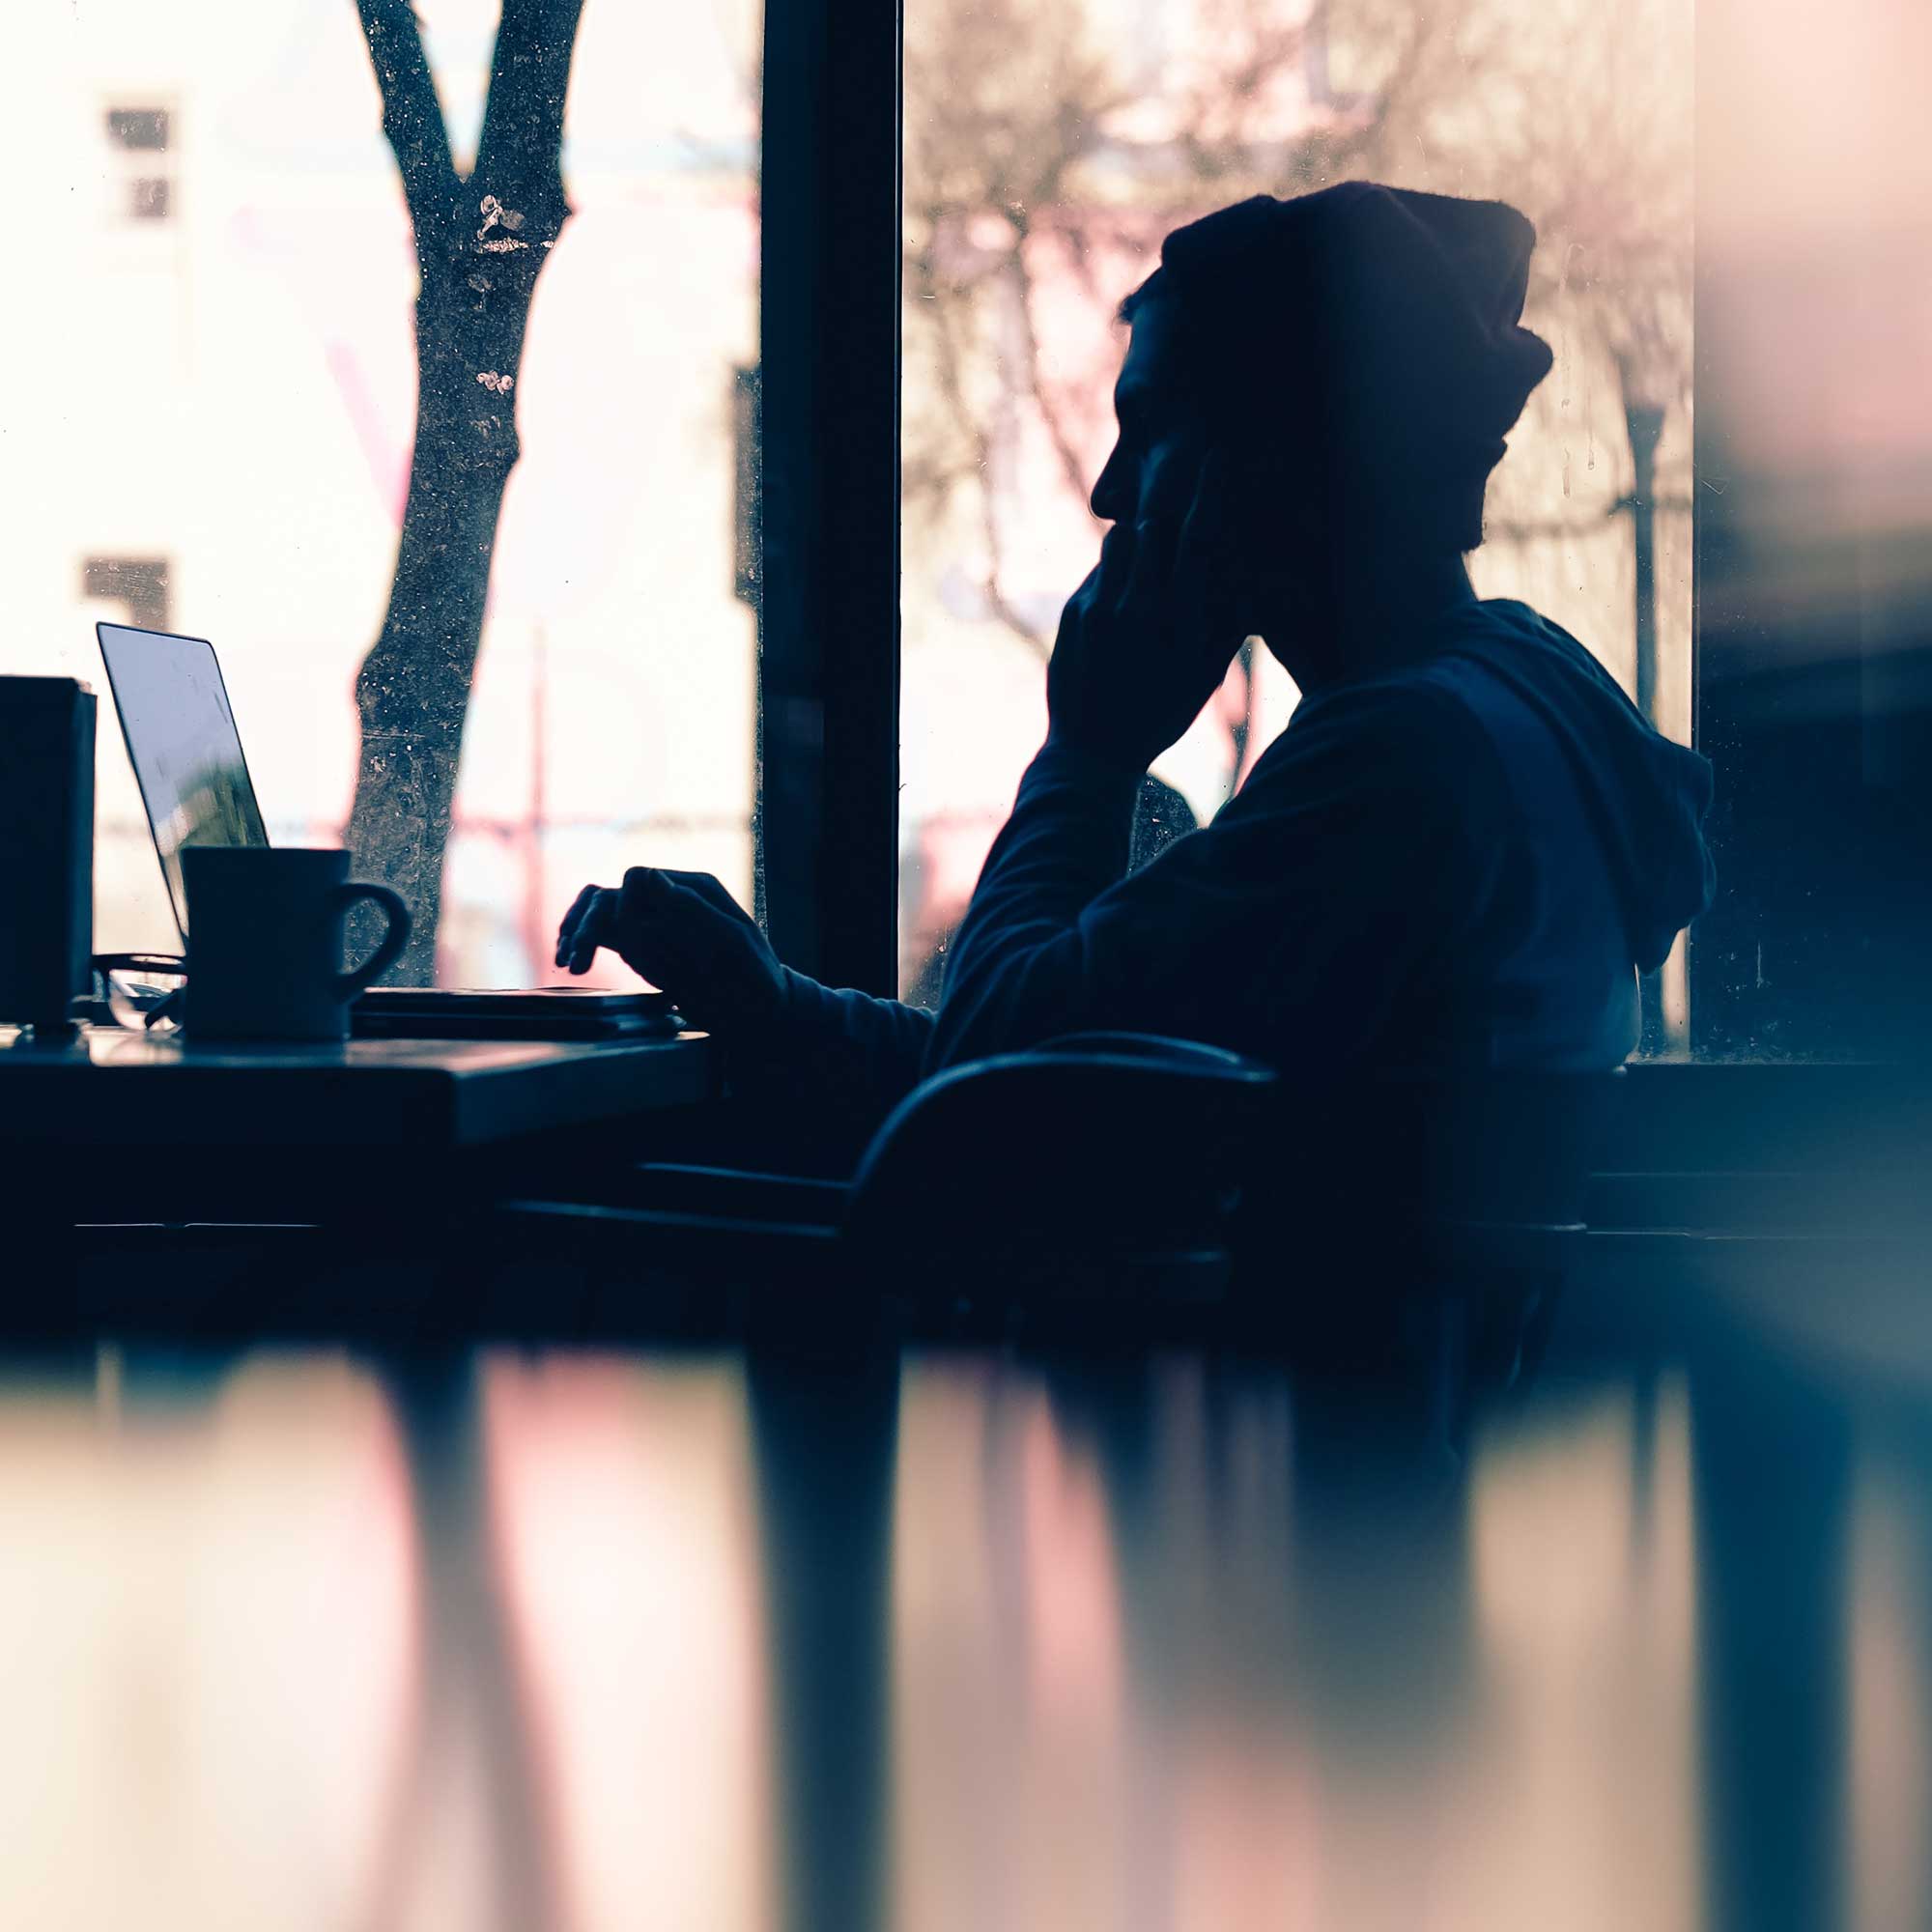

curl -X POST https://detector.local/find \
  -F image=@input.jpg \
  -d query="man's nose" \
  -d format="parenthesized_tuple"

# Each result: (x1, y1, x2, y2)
(1090, 445, 1128, 522)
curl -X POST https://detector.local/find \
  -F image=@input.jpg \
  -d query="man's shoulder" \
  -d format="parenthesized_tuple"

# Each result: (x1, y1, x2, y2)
(1208, 675, 1506, 868)
(1264, 599, 1593, 783)
(1251, 659, 1502, 791)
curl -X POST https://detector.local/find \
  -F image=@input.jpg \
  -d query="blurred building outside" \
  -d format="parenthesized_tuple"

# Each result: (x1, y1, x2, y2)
(7, 0, 759, 988)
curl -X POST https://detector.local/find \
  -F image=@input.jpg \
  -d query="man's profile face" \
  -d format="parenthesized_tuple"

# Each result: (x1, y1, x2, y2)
(1089, 290, 1303, 654)
(1089, 291, 1207, 531)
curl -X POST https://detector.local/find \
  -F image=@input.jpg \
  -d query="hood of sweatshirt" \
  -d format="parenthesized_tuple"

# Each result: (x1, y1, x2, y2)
(1436, 597, 1715, 975)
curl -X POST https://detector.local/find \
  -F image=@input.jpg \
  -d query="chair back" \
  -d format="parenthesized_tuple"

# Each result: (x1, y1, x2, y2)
(1242, 1065, 1621, 1227)
(839, 1032, 1278, 1266)
(1236, 1065, 1627, 1353)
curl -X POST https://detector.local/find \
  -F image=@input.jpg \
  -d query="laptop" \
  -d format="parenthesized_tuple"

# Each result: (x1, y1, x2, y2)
(96, 622, 677, 1038)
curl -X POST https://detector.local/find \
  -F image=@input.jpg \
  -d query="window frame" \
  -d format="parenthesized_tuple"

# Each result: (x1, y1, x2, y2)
(758, 0, 904, 996)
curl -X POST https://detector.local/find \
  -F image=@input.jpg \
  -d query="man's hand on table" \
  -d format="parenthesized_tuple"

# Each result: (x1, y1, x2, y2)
(555, 868, 785, 1040)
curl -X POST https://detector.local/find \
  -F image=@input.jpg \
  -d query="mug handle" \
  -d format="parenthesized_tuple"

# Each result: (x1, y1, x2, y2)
(332, 883, 412, 999)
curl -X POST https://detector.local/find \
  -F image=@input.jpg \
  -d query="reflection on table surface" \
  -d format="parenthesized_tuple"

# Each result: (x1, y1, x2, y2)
(0, 1338, 1924, 1931)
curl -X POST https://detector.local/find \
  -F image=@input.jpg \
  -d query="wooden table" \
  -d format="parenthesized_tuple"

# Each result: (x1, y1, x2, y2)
(0, 1024, 718, 1232)
(0, 1024, 716, 1147)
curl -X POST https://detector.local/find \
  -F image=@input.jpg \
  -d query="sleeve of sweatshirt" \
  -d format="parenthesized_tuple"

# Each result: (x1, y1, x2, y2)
(926, 679, 1511, 1074)
(745, 970, 935, 1118)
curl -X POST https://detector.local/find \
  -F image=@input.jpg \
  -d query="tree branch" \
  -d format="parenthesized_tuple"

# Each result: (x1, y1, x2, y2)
(475, 0, 586, 219)
(355, 0, 459, 237)
(1006, 238, 1101, 513)
(915, 234, 1051, 661)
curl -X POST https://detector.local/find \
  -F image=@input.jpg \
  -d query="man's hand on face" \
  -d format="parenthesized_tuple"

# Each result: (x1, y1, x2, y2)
(554, 867, 786, 1039)
(1046, 450, 1252, 773)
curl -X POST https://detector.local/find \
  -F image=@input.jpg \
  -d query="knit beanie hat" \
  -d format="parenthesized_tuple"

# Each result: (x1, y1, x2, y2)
(1148, 181, 1554, 551)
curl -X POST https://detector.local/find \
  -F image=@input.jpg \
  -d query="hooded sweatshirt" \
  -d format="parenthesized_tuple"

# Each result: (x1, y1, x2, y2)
(764, 594, 1714, 1116)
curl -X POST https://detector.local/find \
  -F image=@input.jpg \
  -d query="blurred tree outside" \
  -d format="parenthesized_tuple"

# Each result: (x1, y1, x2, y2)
(346, 0, 586, 982)
(902, 0, 1694, 748)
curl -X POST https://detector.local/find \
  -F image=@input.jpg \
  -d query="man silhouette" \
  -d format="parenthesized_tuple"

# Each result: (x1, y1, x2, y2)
(557, 183, 1713, 1132)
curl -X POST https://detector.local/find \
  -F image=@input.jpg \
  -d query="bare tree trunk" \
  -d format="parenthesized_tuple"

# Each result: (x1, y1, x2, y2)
(346, 0, 585, 984)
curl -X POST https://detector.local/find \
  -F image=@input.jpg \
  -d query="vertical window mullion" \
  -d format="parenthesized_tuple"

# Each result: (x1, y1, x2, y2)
(758, 0, 904, 995)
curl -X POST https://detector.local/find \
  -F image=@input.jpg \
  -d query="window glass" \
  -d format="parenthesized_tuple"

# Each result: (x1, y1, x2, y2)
(900, 0, 1693, 1044)
(7, 0, 759, 986)
(1690, 0, 1932, 1060)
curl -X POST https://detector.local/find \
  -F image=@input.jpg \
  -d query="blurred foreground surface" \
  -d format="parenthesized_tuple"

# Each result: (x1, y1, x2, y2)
(0, 1313, 1924, 1932)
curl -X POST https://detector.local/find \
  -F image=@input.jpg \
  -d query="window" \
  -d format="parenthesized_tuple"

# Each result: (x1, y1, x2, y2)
(22, 1, 1930, 1056)
(899, 0, 1694, 1047)
(17, 1, 761, 981)
(103, 103, 176, 223)
(81, 556, 172, 634)
(1687, 0, 1932, 1060)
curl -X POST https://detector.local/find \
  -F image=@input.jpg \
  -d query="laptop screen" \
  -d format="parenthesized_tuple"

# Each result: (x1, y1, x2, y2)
(97, 623, 270, 940)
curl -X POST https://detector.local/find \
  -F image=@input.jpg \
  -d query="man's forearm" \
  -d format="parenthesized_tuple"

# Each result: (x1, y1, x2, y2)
(925, 739, 1142, 1070)
(774, 970, 936, 1112)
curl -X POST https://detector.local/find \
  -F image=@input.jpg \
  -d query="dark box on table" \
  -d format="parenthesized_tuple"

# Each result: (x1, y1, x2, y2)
(0, 677, 96, 1033)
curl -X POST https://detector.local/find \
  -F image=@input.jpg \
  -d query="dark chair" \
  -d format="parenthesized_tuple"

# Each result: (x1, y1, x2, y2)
(1239, 1066, 1628, 1430)
(493, 1043, 1622, 1367)
(493, 1033, 1279, 1329)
